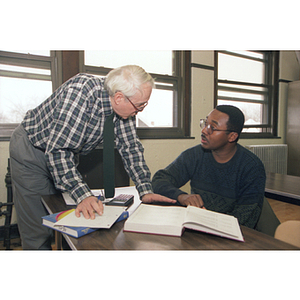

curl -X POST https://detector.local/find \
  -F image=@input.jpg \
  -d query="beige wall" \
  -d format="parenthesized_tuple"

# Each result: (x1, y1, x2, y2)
(0, 50, 299, 226)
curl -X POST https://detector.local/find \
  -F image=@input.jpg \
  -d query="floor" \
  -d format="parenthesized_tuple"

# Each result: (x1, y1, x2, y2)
(1, 198, 300, 250)
(0, 237, 56, 250)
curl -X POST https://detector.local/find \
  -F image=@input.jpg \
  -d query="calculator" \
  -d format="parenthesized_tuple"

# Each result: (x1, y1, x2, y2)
(105, 194, 134, 207)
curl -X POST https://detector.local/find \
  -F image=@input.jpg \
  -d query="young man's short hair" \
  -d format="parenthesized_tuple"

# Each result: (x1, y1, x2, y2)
(216, 105, 245, 141)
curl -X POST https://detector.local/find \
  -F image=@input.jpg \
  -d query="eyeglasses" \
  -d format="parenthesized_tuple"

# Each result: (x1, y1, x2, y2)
(124, 94, 148, 112)
(200, 119, 234, 135)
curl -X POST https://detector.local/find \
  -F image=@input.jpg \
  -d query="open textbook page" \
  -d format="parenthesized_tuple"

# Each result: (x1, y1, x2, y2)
(124, 204, 244, 242)
(183, 206, 244, 241)
(124, 204, 186, 236)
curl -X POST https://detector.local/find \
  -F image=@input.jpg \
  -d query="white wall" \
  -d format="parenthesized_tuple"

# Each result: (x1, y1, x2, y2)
(0, 50, 299, 226)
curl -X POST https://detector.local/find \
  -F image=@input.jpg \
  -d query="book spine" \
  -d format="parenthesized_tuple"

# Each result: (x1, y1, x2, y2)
(77, 227, 97, 237)
(116, 211, 129, 223)
(43, 222, 79, 238)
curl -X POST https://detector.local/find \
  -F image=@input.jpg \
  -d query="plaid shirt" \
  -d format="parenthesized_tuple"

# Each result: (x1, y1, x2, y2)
(22, 73, 153, 203)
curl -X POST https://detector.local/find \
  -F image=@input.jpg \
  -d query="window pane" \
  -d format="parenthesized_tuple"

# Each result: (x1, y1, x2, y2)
(218, 52, 265, 84)
(228, 51, 264, 60)
(0, 64, 51, 76)
(85, 50, 173, 75)
(218, 90, 265, 102)
(3, 50, 50, 56)
(217, 51, 277, 136)
(137, 89, 174, 127)
(0, 77, 52, 123)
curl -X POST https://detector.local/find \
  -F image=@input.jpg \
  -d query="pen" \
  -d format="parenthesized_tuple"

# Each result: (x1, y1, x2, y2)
(97, 189, 105, 202)
(98, 189, 115, 204)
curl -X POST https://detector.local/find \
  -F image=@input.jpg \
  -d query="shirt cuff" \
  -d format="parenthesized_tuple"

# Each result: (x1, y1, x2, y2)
(136, 182, 153, 199)
(69, 183, 94, 204)
(173, 191, 187, 203)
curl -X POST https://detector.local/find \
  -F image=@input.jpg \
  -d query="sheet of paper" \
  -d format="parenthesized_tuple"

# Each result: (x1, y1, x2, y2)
(62, 186, 141, 216)
(62, 193, 76, 205)
(54, 206, 125, 228)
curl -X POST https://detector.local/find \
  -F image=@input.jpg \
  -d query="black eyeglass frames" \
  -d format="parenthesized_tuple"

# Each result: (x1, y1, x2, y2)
(199, 119, 234, 135)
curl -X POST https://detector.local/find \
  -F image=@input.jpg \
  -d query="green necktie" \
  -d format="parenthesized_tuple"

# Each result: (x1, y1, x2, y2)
(103, 113, 115, 198)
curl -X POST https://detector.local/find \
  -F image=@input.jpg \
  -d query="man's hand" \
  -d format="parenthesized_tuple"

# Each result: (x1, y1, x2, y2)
(75, 196, 104, 219)
(141, 193, 177, 204)
(177, 194, 206, 209)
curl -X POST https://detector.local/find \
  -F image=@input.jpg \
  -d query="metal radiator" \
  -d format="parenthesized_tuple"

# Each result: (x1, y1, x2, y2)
(246, 144, 288, 175)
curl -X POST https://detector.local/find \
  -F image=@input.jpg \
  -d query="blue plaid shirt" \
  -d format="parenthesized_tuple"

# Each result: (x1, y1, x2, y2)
(22, 73, 153, 203)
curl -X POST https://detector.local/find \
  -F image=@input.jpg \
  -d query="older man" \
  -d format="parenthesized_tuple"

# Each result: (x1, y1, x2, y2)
(10, 65, 175, 249)
(152, 105, 266, 228)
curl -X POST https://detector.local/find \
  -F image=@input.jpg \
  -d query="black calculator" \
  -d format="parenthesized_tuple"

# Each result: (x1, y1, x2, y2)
(105, 194, 134, 207)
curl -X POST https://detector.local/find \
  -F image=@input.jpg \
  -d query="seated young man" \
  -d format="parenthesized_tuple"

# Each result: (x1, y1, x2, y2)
(152, 105, 266, 229)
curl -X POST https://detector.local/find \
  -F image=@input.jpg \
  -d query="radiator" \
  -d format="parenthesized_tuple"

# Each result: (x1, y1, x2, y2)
(246, 144, 288, 175)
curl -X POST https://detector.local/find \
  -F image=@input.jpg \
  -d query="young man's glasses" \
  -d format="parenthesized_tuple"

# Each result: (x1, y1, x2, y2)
(200, 119, 235, 135)
(124, 94, 148, 112)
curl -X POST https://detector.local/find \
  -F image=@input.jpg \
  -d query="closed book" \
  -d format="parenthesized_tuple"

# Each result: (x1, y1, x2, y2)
(42, 209, 129, 238)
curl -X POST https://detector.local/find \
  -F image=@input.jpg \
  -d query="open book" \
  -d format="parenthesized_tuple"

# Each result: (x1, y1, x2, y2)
(123, 204, 244, 242)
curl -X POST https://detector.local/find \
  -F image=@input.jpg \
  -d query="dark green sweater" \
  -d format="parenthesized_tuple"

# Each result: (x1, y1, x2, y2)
(152, 144, 266, 228)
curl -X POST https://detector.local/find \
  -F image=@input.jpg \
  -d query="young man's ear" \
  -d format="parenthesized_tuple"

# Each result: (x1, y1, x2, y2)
(228, 132, 239, 143)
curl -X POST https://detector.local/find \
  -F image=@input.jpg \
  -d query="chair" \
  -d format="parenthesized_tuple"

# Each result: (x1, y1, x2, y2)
(0, 158, 15, 250)
(255, 197, 281, 237)
(274, 220, 300, 247)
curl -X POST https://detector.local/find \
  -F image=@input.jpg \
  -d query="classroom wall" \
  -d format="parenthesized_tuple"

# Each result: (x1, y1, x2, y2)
(0, 50, 299, 226)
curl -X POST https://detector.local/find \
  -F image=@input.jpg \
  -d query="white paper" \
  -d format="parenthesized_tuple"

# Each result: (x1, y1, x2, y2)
(62, 186, 141, 216)
(54, 206, 126, 228)
(62, 192, 76, 205)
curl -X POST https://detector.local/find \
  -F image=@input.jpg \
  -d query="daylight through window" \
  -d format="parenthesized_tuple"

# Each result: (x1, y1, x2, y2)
(83, 50, 190, 138)
(216, 50, 279, 137)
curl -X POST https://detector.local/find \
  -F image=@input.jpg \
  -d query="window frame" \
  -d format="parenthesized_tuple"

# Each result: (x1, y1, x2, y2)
(81, 50, 192, 139)
(214, 50, 279, 139)
(0, 50, 58, 140)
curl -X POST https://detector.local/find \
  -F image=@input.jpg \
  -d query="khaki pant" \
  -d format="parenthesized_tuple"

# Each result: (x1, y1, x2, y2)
(9, 125, 58, 250)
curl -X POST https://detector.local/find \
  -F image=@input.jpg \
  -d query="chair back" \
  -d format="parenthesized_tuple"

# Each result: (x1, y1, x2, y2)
(255, 197, 280, 237)
(274, 220, 300, 248)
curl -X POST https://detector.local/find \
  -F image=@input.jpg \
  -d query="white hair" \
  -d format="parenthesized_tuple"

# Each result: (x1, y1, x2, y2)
(104, 65, 155, 97)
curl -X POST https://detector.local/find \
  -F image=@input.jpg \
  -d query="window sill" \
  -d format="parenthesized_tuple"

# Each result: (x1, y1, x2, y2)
(140, 136, 195, 140)
(240, 133, 281, 139)
(0, 125, 196, 142)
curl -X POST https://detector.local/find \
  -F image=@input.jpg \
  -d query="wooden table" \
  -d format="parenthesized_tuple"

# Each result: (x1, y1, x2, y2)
(265, 172, 300, 205)
(41, 192, 299, 250)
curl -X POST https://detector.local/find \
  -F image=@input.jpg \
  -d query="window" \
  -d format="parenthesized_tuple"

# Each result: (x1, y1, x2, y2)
(215, 51, 279, 138)
(82, 50, 191, 139)
(0, 50, 57, 139)
(0, 50, 191, 140)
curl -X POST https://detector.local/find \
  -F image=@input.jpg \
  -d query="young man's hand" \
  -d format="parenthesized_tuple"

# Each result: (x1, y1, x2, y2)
(177, 194, 206, 209)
